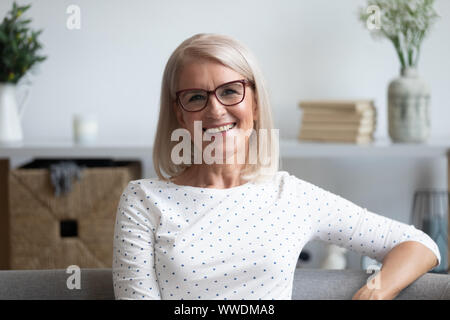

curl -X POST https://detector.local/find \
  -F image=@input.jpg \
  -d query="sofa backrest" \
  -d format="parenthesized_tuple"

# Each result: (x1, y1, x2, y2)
(0, 268, 449, 300)
(292, 269, 450, 300)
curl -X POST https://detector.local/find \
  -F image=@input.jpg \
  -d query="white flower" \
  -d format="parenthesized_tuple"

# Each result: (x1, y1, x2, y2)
(360, 0, 439, 67)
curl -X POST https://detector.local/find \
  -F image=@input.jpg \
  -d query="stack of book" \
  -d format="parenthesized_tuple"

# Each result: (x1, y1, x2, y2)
(298, 100, 377, 144)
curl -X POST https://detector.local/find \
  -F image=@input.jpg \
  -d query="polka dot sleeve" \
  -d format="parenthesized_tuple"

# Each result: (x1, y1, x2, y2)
(112, 181, 162, 299)
(291, 176, 441, 268)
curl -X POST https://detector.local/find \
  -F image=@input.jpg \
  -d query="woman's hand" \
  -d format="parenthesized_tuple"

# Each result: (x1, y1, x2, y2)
(352, 270, 399, 300)
(352, 241, 439, 300)
(352, 283, 398, 300)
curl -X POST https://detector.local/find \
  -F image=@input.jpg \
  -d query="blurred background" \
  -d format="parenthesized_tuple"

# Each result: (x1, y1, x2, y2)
(0, 0, 449, 271)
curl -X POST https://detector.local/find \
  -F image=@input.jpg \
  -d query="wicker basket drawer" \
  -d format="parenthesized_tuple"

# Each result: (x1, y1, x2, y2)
(5, 159, 141, 270)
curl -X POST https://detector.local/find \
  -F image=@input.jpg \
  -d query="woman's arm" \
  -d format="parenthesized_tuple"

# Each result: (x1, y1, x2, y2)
(352, 240, 439, 300)
(112, 181, 162, 300)
(289, 175, 441, 300)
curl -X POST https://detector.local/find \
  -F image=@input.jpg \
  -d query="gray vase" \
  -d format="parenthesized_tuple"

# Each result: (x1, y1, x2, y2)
(388, 67, 430, 143)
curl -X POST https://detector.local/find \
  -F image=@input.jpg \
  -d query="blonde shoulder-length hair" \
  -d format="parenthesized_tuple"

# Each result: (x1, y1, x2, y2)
(152, 33, 279, 184)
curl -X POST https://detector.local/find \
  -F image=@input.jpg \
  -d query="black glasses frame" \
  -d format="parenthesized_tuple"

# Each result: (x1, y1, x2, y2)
(175, 79, 255, 112)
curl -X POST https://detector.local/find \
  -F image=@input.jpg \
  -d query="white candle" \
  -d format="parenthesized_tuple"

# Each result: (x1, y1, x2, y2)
(73, 113, 98, 145)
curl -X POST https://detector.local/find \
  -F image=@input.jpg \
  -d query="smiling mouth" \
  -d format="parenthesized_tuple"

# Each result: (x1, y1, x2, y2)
(203, 122, 237, 134)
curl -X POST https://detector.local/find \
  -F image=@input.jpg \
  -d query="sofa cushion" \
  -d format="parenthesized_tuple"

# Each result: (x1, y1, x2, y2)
(0, 268, 114, 300)
(291, 269, 450, 300)
(0, 268, 448, 300)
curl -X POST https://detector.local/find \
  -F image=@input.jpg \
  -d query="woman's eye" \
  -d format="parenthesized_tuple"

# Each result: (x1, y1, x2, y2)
(189, 94, 205, 102)
(221, 89, 237, 96)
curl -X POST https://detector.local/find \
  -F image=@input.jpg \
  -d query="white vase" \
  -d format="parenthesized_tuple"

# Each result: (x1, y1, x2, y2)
(388, 67, 430, 143)
(0, 83, 30, 146)
(320, 244, 347, 270)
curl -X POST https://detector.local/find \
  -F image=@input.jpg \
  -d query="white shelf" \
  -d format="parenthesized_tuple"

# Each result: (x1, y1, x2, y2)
(1, 137, 449, 159)
(0, 139, 153, 159)
(280, 138, 450, 158)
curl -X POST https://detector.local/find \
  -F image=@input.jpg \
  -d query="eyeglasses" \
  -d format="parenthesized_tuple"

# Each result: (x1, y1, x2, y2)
(175, 79, 254, 112)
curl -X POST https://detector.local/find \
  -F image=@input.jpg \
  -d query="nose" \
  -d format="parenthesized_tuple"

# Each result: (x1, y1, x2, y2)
(204, 92, 227, 117)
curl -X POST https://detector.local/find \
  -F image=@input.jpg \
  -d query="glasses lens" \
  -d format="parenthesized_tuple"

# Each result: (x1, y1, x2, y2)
(179, 90, 208, 111)
(216, 82, 244, 106)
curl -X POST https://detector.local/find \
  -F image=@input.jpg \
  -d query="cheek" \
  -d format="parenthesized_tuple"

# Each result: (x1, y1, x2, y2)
(182, 114, 198, 131)
(239, 93, 256, 125)
(235, 105, 255, 128)
(182, 115, 204, 142)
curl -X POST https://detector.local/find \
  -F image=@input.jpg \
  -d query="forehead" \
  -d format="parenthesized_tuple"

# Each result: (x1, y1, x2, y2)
(177, 59, 244, 90)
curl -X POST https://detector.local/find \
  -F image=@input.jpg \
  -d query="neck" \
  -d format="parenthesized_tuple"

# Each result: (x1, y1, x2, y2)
(173, 164, 247, 189)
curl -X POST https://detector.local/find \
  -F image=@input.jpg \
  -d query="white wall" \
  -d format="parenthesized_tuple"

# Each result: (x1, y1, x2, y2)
(2, 0, 449, 269)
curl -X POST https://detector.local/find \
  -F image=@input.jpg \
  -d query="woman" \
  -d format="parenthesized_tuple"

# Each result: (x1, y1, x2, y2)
(112, 33, 440, 300)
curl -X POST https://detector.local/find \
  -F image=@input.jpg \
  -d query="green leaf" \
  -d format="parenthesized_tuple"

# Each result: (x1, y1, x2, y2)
(17, 18, 32, 25)
(0, 30, 7, 42)
(0, 2, 47, 80)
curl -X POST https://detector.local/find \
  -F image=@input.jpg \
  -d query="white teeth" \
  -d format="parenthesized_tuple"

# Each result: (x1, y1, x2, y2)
(205, 123, 235, 134)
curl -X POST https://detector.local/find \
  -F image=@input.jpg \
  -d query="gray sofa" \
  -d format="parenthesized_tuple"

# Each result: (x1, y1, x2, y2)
(0, 268, 449, 300)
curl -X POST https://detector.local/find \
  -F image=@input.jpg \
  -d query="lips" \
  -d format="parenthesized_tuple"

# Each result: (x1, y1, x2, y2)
(203, 122, 237, 133)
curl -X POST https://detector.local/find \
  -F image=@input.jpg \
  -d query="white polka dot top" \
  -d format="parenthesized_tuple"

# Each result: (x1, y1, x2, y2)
(112, 170, 441, 300)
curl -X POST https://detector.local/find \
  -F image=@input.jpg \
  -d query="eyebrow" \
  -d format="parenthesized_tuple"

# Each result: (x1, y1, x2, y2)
(176, 79, 244, 93)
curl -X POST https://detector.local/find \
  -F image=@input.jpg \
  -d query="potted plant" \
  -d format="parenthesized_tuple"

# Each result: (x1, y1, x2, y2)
(0, 2, 47, 145)
(359, 0, 439, 143)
